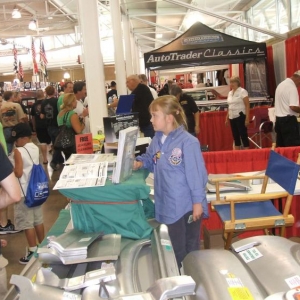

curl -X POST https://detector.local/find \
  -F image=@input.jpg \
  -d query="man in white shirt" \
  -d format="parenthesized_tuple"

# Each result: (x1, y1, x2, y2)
(275, 70, 300, 147)
(139, 74, 158, 100)
(73, 81, 90, 133)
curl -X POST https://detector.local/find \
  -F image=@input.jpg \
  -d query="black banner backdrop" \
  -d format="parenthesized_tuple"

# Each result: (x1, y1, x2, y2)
(245, 59, 268, 98)
(144, 22, 267, 70)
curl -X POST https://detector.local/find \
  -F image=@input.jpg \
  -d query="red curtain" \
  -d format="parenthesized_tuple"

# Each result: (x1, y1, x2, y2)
(285, 35, 300, 97)
(266, 46, 276, 98)
(198, 108, 272, 151)
(202, 146, 300, 238)
(285, 35, 300, 77)
(198, 111, 233, 151)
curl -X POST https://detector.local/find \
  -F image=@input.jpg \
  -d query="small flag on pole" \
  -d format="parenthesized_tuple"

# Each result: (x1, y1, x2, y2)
(13, 43, 18, 74)
(19, 60, 24, 81)
(31, 37, 39, 74)
(40, 38, 48, 78)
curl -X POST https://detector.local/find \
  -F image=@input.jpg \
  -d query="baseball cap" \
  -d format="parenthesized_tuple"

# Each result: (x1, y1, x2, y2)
(294, 70, 300, 76)
(11, 123, 32, 141)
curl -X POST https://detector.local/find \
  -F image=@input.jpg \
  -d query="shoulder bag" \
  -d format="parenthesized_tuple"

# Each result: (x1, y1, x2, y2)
(54, 111, 76, 152)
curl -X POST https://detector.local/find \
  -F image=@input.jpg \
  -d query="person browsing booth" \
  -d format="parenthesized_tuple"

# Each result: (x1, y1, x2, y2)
(10, 122, 45, 264)
(133, 95, 208, 268)
(274, 70, 300, 147)
(126, 74, 154, 138)
(225, 76, 250, 150)
(170, 85, 200, 136)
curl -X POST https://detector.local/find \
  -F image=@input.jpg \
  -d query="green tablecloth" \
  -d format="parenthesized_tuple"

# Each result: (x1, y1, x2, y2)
(59, 170, 154, 239)
(40, 209, 71, 247)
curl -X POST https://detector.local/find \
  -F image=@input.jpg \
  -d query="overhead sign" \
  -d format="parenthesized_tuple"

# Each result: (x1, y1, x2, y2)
(182, 34, 224, 45)
(144, 44, 267, 69)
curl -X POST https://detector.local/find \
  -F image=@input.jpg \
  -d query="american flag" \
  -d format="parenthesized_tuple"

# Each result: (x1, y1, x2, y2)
(40, 38, 48, 77)
(31, 37, 39, 74)
(19, 60, 24, 80)
(13, 43, 18, 73)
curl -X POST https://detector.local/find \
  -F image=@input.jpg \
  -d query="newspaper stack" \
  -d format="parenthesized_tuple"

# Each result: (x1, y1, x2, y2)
(47, 229, 101, 264)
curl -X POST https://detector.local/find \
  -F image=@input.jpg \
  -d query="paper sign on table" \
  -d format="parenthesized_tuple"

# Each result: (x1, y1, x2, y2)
(76, 133, 93, 154)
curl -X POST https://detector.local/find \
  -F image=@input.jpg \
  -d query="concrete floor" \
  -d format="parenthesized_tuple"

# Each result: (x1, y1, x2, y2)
(2, 149, 69, 291)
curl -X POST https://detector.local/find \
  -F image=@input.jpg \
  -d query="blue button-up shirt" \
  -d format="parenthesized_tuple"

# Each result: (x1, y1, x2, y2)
(137, 126, 208, 224)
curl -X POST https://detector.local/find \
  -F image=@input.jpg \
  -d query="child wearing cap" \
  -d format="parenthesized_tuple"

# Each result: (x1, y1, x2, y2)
(10, 122, 45, 264)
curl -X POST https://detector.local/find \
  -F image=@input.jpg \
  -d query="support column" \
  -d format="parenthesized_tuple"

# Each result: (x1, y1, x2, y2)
(136, 44, 141, 74)
(139, 48, 145, 74)
(131, 35, 138, 74)
(110, 0, 127, 95)
(122, 15, 133, 76)
(77, 0, 107, 136)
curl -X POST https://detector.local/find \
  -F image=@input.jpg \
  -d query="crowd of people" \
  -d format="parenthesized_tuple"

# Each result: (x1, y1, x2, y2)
(0, 81, 89, 278)
(0, 69, 300, 294)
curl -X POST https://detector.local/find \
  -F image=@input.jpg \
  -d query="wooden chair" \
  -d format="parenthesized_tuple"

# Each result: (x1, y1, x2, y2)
(210, 150, 300, 250)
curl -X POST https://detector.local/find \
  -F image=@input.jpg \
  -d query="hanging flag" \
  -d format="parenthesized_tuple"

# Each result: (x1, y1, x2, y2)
(19, 60, 24, 80)
(31, 37, 39, 74)
(13, 43, 18, 74)
(40, 38, 48, 78)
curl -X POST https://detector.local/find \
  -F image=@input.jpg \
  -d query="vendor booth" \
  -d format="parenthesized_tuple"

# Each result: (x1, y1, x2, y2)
(144, 22, 270, 151)
(144, 22, 268, 97)
(144, 22, 267, 70)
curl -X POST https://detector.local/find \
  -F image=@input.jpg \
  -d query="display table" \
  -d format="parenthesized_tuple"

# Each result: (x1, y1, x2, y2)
(202, 146, 300, 237)
(59, 169, 154, 240)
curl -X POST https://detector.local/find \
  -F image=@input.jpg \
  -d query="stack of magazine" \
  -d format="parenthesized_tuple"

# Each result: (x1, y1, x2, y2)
(53, 161, 108, 189)
(112, 126, 139, 184)
(207, 174, 252, 193)
(46, 230, 101, 264)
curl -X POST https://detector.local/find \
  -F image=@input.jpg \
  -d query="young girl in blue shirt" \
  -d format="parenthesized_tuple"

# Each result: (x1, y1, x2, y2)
(134, 95, 208, 267)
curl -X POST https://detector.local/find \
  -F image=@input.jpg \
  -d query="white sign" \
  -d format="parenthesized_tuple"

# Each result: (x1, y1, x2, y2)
(285, 275, 300, 289)
(239, 247, 263, 263)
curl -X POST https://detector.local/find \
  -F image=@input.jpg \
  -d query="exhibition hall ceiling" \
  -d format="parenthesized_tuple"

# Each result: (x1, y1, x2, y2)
(0, 0, 298, 71)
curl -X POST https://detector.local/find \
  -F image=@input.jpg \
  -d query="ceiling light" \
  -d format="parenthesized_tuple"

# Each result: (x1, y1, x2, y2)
(28, 19, 37, 31)
(12, 7, 21, 19)
(63, 72, 70, 79)
(156, 33, 163, 39)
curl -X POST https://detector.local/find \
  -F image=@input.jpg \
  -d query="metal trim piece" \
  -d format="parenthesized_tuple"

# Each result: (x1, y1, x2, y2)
(235, 223, 246, 230)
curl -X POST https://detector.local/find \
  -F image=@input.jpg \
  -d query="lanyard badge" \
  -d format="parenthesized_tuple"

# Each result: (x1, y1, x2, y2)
(153, 151, 161, 165)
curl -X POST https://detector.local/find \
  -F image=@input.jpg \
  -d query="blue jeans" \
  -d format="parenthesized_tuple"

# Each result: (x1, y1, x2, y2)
(140, 123, 154, 138)
(47, 126, 64, 164)
(167, 211, 201, 268)
(3, 127, 13, 154)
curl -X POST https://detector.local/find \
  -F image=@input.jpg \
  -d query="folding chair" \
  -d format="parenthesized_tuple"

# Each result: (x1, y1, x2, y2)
(247, 106, 273, 148)
(210, 150, 300, 250)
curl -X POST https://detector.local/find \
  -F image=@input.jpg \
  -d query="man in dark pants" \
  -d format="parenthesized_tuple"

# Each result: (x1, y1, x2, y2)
(126, 75, 154, 138)
(275, 70, 300, 147)
(170, 85, 200, 136)
(41, 85, 64, 170)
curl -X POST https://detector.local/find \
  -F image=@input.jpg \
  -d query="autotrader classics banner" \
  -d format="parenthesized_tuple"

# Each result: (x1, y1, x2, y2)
(144, 44, 267, 69)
